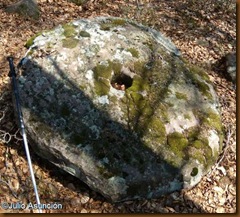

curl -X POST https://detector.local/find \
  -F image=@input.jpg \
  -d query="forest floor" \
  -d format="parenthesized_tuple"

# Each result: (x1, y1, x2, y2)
(0, 0, 236, 213)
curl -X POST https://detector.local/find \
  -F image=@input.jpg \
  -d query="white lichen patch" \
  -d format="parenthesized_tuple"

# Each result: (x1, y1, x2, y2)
(208, 130, 220, 156)
(165, 112, 199, 134)
(85, 70, 94, 80)
(108, 176, 127, 195)
(94, 95, 109, 105)
(109, 85, 125, 98)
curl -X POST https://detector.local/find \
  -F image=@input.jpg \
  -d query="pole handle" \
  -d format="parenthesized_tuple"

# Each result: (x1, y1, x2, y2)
(7, 56, 17, 77)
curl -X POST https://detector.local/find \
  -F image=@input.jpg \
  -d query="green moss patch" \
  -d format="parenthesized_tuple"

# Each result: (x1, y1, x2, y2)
(62, 38, 78, 48)
(62, 24, 77, 38)
(196, 108, 223, 132)
(100, 18, 126, 31)
(127, 48, 139, 58)
(188, 63, 211, 83)
(175, 92, 188, 100)
(127, 76, 150, 92)
(97, 165, 114, 179)
(25, 32, 43, 48)
(185, 127, 217, 167)
(93, 60, 122, 96)
(61, 23, 78, 48)
(79, 30, 91, 37)
(94, 78, 110, 96)
(167, 132, 189, 158)
(147, 117, 166, 145)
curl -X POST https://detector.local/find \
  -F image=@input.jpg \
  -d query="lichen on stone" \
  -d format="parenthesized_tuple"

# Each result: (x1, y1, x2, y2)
(79, 30, 91, 37)
(19, 16, 223, 202)
(127, 48, 139, 58)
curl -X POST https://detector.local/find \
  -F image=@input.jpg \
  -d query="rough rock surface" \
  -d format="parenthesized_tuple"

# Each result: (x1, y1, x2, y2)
(18, 17, 223, 202)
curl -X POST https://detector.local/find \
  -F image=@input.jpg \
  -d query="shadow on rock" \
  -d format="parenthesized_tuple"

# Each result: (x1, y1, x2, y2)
(17, 57, 183, 203)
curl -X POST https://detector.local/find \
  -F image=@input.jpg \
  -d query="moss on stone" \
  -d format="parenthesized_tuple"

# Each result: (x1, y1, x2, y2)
(179, 59, 213, 100)
(62, 24, 77, 38)
(167, 132, 188, 158)
(93, 60, 121, 80)
(100, 18, 126, 31)
(141, 102, 154, 118)
(175, 91, 188, 100)
(62, 38, 78, 48)
(186, 127, 200, 142)
(94, 78, 110, 96)
(147, 117, 166, 145)
(93, 60, 122, 96)
(109, 61, 122, 75)
(97, 165, 114, 179)
(25, 32, 43, 48)
(197, 108, 223, 132)
(127, 76, 150, 92)
(79, 30, 91, 37)
(166, 102, 174, 107)
(143, 40, 154, 51)
(184, 114, 191, 120)
(127, 48, 139, 58)
(128, 94, 153, 125)
(133, 61, 147, 74)
(156, 103, 170, 123)
(192, 139, 205, 149)
(188, 63, 211, 83)
(194, 79, 212, 100)
(185, 127, 217, 167)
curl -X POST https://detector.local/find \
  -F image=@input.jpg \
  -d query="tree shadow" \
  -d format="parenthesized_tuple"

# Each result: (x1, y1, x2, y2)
(156, 0, 235, 43)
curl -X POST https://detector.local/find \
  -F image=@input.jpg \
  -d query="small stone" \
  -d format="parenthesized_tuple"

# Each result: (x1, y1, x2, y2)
(70, 197, 81, 207)
(67, 183, 76, 191)
(216, 207, 225, 213)
(80, 193, 90, 204)
(80, 208, 88, 213)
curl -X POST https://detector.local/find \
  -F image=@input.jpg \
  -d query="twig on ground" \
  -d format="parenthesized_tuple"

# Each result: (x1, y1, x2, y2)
(206, 127, 234, 178)
(0, 175, 18, 198)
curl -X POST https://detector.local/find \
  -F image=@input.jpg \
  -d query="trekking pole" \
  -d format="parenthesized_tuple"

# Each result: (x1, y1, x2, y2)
(7, 57, 42, 213)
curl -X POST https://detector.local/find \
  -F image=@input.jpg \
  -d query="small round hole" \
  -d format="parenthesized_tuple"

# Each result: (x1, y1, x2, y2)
(190, 167, 198, 177)
(111, 73, 133, 91)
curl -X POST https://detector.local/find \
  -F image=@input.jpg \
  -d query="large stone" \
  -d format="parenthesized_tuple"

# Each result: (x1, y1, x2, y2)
(18, 17, 223, 202)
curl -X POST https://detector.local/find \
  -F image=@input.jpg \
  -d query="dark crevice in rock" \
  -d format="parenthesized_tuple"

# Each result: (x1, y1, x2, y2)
(111, 73, 133, 91)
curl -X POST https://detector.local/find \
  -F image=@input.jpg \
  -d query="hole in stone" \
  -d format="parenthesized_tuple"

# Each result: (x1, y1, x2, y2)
(190, 167, 198, 177)
(111, 73, 133, 91)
